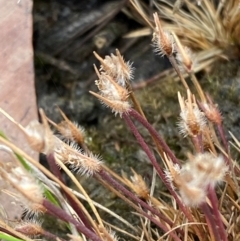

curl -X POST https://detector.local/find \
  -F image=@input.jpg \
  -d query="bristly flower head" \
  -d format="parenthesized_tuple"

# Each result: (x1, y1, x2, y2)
(166, 152, 228, 207)
(99, 226, 119, 241)
(198, 94, 222, 125)
(176, 45, 197, 73)
(24, 109, 59, 155)
(122, 169, 149, 200)
(55, 142, 103, 177)
(94, 49, 134, 87)
(90, 51, 132, 117)
(15, 219, 43, 237)
(0, 165, 45, 217)
(152, 12, 175, 57)
(55, 108, 85, 145)
(178, 90, 206, 137)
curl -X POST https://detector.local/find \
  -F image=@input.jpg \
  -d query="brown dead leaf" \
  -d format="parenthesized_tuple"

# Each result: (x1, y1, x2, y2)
(0, 0, 37, 220)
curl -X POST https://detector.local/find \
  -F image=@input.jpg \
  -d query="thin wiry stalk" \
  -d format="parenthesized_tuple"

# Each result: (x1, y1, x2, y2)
(41, 230, 68, 241)
(0, 219, 33, 241)
(123, 112, 196, 224)
(95, 172, 159, 237)
(96, 169, 174, 226)
(0, 135, 97, 232)
(43, 199, 102, 241)
(168, 55, 189, 90)
(128, 108, 180, 165)
(216, 124, 229, 160)
(96, 169, 182, 241)
(68, 185, 138, 233)
(47, 153, 65, 183)
(208, 186, 227, 241)
(200, 202, 221, 241)
(46, 153, 94, 231)
(189, 72, 206, 102)
(55, 156, 104, 231)
(191, 134, 203, 153)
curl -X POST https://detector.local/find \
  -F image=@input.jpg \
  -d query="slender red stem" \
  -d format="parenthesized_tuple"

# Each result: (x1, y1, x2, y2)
(42, 230, 68, 241)
(201, 202, 221, 241)
(191, 134, 203, 153)
(128, 109, 180, 165)
(123, 113, 195, 224)
(46, 153, 93, 231)
(43, 199, 102, 241)
(97, 169, 182, 241)
(208, 186, 227, 241)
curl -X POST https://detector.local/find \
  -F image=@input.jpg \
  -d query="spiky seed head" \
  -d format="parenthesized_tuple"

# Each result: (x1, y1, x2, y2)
(24, 109, 56, 154)
(57, 120, 85, 145)
(56, 108, 86, 145)
(172, 152, 228, 206)
(90, 91, 131, 117)
(176, 46, 197, 73)
(55, 143, 103, 177)
(91, 58, 131, 117)
(190, 152, 228, 187)
(72, 152, 103, 177)
(90, 70, 131, 116)
(173, 33, 194, 72)
(99, 226, 119, 241)
(0, 166, 45, 217)
(178, 105, 206, 137)
(25, 120, 46, 152)
(178, 90, 206, 137)
(179, 182, 206, 207)
(152, 13, 175, 57)
(95, 73, 129, 101)
(164, 163, 181, 190)
(15, 220, 43, 237)
(94, 50, 134, 87)
(199, 95, 222, 125)
(123, 169, 149, 199)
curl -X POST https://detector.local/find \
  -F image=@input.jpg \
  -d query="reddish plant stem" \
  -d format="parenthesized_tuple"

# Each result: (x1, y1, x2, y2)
(217, 124, 228, 151)
(215, 122, 240, 176)
(123, 112, 204, 239)
(216, 124, 230, 165)
(97, 169, 182, 241)
(97, 169, 172, 225)
(46, 153, 93, 231)
(47, 153, 65, 182)
(192, 134, 203, 153)
(123, 113, 195, 223)
(63, 192, 93, 231)
(201, 202, 221, 241)
(42, 230, 67, 241)
(208, 186, 227, 241)
(217, 136, 240, 176)
(128, 109, 180, 165)
(43, 199, 102, 241)
(193, 133, 227, 241)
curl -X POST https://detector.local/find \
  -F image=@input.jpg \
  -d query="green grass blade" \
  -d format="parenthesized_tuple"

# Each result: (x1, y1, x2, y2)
(0, 233, 24, 241)
(0, 130, 30, 171)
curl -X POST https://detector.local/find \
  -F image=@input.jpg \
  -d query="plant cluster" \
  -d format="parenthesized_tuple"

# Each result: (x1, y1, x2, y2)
(128, 0, 240, 74)
(0, 2, 240, 241)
